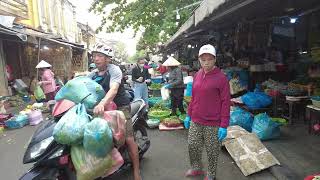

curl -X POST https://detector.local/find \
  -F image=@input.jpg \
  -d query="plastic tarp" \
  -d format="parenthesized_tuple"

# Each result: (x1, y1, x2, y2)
(83, 118, 113, 157)
(104, 110, 127, 147)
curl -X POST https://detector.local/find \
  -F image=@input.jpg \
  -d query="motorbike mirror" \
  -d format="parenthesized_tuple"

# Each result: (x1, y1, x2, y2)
(52, 99, 75, 117)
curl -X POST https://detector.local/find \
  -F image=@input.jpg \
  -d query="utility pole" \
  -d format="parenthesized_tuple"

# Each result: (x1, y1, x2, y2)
(86, 22, 90, 50)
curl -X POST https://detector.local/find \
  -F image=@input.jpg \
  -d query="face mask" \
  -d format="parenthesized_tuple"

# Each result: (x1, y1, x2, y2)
(138, 64, 144, 68)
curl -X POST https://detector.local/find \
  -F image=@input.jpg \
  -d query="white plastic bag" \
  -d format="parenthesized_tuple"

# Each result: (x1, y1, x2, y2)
(183, 76, 193, 84)
(161, 86, 170, 101)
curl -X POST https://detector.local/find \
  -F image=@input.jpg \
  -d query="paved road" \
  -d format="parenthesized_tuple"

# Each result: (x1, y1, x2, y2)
(0, 121, 276, 180)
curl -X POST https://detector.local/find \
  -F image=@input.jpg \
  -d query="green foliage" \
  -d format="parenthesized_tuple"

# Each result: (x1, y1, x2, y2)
(90, 0, 200, 51)
(114, 42, 129, 62)
(128, 49, 146, 63)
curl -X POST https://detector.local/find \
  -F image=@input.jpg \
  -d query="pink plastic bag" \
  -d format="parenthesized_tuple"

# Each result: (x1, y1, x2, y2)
(103, 148, 124, 177)
(103, 110, 126, 147)
(104, 101, 117, 111)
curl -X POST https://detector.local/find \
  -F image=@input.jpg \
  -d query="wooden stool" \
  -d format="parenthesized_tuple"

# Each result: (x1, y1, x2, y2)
(283, 98, 310, 125)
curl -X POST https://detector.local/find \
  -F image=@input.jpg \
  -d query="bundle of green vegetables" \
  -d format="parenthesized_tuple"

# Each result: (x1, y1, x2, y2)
(149, 83, 162, 90)
(162, 116, 182, 127)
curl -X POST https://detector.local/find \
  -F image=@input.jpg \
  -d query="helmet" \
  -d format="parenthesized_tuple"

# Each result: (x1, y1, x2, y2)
(92, 43, 114, 58)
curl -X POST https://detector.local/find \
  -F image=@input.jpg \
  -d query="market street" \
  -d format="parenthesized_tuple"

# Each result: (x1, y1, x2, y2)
(0, 119, 276, 180)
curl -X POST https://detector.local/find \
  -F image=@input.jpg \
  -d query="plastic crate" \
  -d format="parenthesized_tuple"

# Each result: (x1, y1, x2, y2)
(311, 99, 320, 108)
(151, 77, 163, 84)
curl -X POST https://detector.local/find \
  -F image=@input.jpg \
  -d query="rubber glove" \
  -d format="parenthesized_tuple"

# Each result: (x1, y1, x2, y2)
(184, 115, 191, 129)
(218, 127, 227, 141)
(164, 84, 172, 89)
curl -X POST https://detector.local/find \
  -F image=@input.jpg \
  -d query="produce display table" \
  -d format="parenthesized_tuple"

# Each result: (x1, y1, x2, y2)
(305, 105, 320, 134)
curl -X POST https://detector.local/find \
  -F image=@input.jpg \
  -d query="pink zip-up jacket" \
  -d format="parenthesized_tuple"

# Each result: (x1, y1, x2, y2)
(188, 68, 231, 128)
(40, 69, 56, 94)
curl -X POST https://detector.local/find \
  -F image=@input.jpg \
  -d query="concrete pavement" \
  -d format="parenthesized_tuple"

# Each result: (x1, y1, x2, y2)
(0, 121, 276, 180)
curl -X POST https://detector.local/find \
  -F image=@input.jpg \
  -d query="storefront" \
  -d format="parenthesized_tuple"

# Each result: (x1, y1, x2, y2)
(0, 25, 86, 96)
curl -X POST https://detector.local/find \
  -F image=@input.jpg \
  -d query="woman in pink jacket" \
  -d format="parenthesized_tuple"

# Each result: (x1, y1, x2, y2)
(36, 60, 56, 101)
(185, 45, 231, 180)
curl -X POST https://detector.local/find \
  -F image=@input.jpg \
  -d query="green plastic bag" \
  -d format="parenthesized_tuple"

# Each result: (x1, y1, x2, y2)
(71, 146, 113, 180)
(53, 104, 90, 145)
(34, 85, 46, 100)
(83, 118, 113, 157)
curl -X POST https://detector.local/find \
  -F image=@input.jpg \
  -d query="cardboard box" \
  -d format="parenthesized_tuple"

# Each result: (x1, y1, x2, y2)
(224, 133, 280, 176)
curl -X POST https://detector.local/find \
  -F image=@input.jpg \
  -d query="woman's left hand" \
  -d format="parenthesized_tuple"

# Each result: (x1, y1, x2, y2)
(93, 103, 105, 116)
(218, 127, 227, 141)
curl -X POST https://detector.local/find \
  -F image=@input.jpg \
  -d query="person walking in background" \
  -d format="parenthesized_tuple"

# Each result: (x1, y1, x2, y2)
(132, 57, 151, 106)
(184, 44, 230, 180)
(36, 60, 56, 101)
(162, 57, 185, 116)
(157, 60, 168, 76)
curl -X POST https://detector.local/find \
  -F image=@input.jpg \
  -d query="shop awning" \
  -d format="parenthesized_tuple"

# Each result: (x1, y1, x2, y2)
(164, 0, 227, 48)
(164, 14, 194, 47)
(0, 25, 27, 42)
(0, 25, 85, 49)
(164, 0, 258, 48)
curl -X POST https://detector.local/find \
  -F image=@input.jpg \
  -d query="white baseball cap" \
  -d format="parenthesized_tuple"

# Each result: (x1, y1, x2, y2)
(198, 44, 216, 57)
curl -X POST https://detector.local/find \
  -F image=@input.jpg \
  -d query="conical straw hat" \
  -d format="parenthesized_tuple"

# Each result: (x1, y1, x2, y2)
(163, 57, 181, 66)
(36, 60, 52, 68)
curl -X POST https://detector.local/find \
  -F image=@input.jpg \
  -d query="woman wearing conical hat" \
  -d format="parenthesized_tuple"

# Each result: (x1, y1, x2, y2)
(36, 60, 56, 101)
(163, 56, 185, 116)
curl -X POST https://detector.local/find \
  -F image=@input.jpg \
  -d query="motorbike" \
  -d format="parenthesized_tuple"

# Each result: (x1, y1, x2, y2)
(19, 98, 150, 180)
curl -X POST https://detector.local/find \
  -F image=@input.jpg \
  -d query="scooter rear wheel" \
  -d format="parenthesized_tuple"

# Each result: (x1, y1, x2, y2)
(133, 124, 149, 158)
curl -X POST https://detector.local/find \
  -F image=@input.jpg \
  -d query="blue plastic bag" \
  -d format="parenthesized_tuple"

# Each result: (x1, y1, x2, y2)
(5, 114, 29, 129)
(185, 82, 193, 97)
(83, 118, 113, 157)
(53, 104, 90, 145)
(241, 92, 272, 110)
(230, 107, 254, 132)
(55, 77, 106, 109)
(252, 113, 280, 140)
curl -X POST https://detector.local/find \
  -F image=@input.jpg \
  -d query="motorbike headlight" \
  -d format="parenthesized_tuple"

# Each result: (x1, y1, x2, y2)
(30, 137, 54, 159)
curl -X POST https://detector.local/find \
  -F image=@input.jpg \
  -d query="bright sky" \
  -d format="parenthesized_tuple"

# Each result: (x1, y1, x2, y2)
(69, 0, 139, 56)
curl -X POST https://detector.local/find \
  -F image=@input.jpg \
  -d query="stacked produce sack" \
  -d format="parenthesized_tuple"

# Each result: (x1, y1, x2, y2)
(55, 77, 106, 109)
(53, 103, 125, 180)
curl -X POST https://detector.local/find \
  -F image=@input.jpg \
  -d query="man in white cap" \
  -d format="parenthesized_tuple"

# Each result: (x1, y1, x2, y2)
(185, 44, 230, 180)
(89, 43, 142, 180)
(163, 57, 185, 116)
(36, 60, 56, 101)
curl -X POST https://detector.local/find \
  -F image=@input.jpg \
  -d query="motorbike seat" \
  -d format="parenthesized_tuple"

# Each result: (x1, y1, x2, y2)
(130, 99, 144, 117)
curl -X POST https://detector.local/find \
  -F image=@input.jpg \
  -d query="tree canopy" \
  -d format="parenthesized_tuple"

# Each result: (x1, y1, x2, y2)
(90, 0, 200, 52)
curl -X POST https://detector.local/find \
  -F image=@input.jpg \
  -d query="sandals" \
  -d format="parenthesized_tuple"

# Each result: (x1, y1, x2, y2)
(185, 169, 206, 177)
(204, 176, 215, 180)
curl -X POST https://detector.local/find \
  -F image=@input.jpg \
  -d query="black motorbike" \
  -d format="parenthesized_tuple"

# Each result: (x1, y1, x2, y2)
(20, 99, 150, 180)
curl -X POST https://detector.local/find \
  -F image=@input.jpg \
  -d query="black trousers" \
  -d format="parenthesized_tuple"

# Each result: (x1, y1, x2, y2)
(170, 88, 185, 114)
